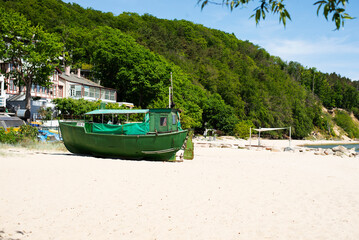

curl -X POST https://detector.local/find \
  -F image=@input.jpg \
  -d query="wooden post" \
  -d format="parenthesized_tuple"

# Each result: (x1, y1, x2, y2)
(258, 130, 261, 146)
(249, 127, 252, 148)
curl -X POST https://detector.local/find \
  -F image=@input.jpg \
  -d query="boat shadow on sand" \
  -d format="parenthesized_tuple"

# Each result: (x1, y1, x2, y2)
(44, 151, 183, 162)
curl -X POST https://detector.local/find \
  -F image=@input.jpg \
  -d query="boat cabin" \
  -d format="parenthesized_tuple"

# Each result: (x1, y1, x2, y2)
(84, 108, 182, 135)
(149, 109, 181, 133)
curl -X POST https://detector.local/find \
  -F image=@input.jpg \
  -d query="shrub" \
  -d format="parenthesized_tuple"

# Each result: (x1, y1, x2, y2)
(38, 107, 54, 120)
(233, 120, 255, 139)
(334, 110, 359, 139)
(19, 125, 39, 140)
(0, 125, 38, 144)
(0, 128, 23, 144)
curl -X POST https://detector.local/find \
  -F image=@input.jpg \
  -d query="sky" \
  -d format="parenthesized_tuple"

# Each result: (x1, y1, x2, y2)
(64, 0, 359, 80)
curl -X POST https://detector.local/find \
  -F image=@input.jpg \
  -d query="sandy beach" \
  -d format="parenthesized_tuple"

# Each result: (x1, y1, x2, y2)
(1, 139, 359, 240)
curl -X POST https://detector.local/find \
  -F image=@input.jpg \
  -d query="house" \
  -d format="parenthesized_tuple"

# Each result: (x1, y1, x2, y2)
(0, 74, 5, 108)
(58, 66, 117, 103)
(0, 62, 133, 118)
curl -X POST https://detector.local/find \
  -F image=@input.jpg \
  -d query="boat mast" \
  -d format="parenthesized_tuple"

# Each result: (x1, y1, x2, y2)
(168, 72, 174, 108)
(168, 87, 171, 108)
(171, 72, 174, 106)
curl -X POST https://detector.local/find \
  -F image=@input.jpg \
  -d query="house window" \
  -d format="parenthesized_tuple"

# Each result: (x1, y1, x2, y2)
(37, 85, 41, 93)
(101, 90, 106, 99)
(0, 63, 6, 73)
(9, 80, 14, 91)
(89, 87, 95, 98)
(105, 90, 109, 100)
(58, 86, 63, 97)
(70, 85, 75, 96)
(70, 85, 82, 97)
(95, 88, 100, 99)
(75, 85, 82, 97)
(110, 91, 115, 101)
(84, 86, 89, 97)
(31, 84, 35, 93)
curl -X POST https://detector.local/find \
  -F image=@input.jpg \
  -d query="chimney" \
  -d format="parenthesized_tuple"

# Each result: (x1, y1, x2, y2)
(65, 66, 71, 76)
(77, 68, 81, 78)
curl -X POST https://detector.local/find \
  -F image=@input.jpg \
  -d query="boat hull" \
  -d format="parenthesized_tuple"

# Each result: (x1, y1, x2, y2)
(59, 122, 188, 161)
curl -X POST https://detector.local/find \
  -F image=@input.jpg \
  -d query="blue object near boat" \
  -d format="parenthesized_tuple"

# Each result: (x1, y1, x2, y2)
(38, 129, 61, 142)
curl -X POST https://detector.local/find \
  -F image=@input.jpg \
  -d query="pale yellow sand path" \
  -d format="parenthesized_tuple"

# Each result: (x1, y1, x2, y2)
(1, 148, 359, 240)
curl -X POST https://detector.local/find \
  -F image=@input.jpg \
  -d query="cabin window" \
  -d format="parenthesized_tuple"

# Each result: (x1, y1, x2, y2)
(160, 117, 167, 126)
(172, 114, 177, 125)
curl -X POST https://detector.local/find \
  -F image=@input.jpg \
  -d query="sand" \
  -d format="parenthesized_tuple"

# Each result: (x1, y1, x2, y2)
(1, 139, 359, 240)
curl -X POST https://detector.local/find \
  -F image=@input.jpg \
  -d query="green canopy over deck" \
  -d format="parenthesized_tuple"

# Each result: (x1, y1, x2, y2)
(85, 109, 149, 115)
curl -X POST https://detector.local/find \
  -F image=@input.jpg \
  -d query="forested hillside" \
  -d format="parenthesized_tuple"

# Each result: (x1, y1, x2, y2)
(2, 0, 359, 138)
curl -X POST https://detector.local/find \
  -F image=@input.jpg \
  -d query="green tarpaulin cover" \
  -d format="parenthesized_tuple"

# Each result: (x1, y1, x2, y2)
(90, 113, 150, 135)
(91, 122, 149, 135)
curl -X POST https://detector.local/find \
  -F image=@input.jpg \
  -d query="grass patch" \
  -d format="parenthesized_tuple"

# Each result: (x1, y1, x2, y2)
(0, 140, 67, 152)
(19, 140, 68, 152)
(184, 130, 194, 160)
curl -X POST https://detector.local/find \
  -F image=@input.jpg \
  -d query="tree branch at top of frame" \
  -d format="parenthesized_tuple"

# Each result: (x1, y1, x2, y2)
(197, 0, 355, 30)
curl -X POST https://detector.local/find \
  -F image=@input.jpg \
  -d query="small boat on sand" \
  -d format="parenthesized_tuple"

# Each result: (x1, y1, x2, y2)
(59, 108, 188, 161)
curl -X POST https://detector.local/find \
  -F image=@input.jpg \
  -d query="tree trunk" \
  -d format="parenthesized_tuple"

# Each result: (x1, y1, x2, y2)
(25, 80, 32, 111)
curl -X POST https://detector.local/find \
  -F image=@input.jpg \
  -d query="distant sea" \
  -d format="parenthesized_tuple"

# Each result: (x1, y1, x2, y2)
(306, 143, 359, 152)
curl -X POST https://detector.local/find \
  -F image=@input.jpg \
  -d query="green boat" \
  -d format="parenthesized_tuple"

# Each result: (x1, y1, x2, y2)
(59, 108, 188, 161)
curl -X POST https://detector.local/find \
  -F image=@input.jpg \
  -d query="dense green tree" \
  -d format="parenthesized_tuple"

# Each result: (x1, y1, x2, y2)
(52, 98, 101, 119)
(2, 0, 359, 137)
(89, 27, 171, 107)
(0, 8, 63, 111)
(88, 27, 205, 128)
(202, 94, 239, 134)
